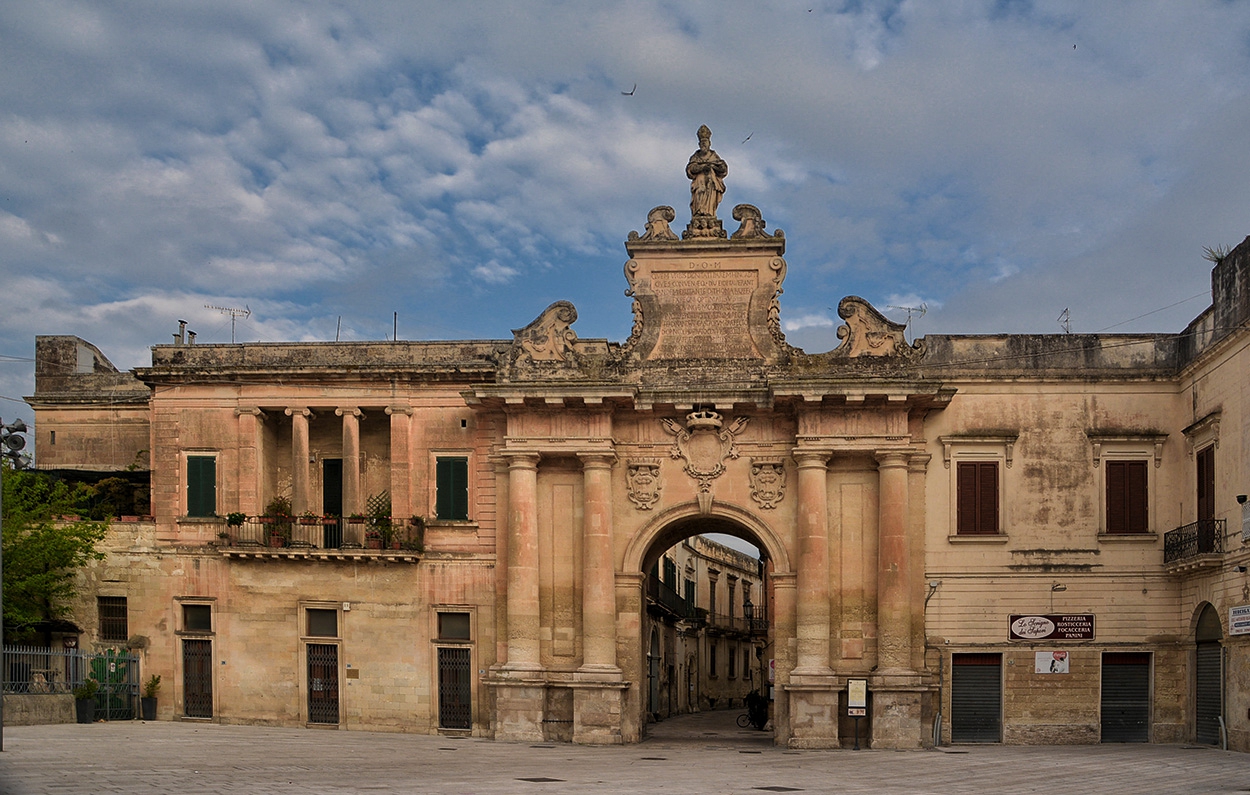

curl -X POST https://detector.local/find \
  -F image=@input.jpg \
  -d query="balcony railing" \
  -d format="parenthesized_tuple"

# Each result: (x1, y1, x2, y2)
(706, 611, 770, 635)
(216, 517, 424, 556)
(1163, 518, 1225, 565)
(646, 575, 694, 619)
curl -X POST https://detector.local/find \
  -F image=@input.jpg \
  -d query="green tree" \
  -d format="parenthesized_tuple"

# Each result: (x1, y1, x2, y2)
(2, 464, 107, 641)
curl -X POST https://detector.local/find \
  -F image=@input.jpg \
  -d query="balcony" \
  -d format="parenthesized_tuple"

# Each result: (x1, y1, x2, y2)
(705, 611, 770, 637)
(646, 576, 694, 620)
(1163, 519, 1225, 573)
(216, 517, 423, 562)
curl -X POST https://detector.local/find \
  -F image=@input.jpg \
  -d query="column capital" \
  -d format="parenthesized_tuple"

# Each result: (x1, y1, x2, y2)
(791, 449, 830, 468)
(577, 452, 617, 469)
(235, 406, 266, 419)
(385, 404, 413, 416)
(335, 407, 364, 419)
(284, 407, 314, 418)
(874, 449, 911, 468)
(505, 452, 540, 470)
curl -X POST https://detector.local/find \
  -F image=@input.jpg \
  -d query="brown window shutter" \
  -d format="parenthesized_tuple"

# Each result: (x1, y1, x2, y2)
(979, 462, 999, 533)
(957, 461, 998, 535)
(1197, 445, 1215, 521)
(1106, 461, 1127, 534)
(957, 462, 978, 534)
(1125, 460, 1147, 532)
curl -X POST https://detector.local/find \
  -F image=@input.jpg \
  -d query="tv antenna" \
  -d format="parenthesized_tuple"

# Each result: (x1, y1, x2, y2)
(886, 303, 927, 341)
(1058, 307, 1071, 334)
(205, 304, 251, 343)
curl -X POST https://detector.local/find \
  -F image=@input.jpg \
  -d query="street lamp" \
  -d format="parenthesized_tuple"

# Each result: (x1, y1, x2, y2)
(1, 416, 30, 753)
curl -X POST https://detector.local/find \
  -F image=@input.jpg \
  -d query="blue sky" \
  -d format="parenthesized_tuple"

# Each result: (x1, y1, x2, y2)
(3, 1, 1250, 432)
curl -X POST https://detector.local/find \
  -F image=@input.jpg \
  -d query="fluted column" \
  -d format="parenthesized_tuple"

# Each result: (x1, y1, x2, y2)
(578, 453, 619, 674)
(876, 450, 912, 673)
(285, 408, 313, 514)
(336, 407, 363, 516)
(504, 453, 541, 671)
(792, 450, 833, 677)
(234, 407, 265, 515)
(386, 405, 413, 520)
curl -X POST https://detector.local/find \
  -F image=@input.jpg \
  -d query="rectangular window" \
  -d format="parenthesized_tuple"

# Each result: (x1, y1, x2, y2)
(1106, 460, 1148, 534)
(709, 580, 717, 614)
(684, 579, 695, 610)
(728, 643, 737, 678)
(438, 612, 471, 641)
(98, 596, 128, 642)
(663, 557, 676, 588)
(709, 642, 718, 677)
(728, 583, 736, 618)
(306, 608, 338, 637)
(186, 455, 217, 517)
(436, 457, 469, 520)
(183, 604, 212, 632)
(957, 461, 999, 535)
(1197, 445, 1215, 521)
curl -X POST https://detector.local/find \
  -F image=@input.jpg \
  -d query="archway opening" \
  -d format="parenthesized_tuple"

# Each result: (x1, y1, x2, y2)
(1195, 603, 1223, 745)
(637, 514, 775, 745)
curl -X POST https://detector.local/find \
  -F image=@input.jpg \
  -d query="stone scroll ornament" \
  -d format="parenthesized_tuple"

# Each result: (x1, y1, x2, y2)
(626, 461, 662, 510)
(660, 410, 749, 492)
(832, 296, 925, 358)
(749, 459, 786, 510)
(511, 300, 579, 364)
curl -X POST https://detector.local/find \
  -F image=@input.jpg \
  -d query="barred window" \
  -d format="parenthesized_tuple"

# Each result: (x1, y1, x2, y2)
(98, 596, 128, 643)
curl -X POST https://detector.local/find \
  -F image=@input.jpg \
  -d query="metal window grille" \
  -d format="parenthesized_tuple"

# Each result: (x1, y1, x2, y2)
(182, 639, 213, 718)
(98, 596, 128, 643)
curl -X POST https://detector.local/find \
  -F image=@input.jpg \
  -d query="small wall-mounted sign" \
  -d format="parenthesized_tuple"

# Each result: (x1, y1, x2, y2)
(1230, 605, 1250, 636)
(847, 678, 867, 712)
(1009, 614, 1095, 641)
(1035, 651, 1069, 673)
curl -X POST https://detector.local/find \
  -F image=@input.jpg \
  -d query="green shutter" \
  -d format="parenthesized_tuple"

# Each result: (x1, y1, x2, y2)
(187, 455, 216, 517)
(436, 458, 469, 520)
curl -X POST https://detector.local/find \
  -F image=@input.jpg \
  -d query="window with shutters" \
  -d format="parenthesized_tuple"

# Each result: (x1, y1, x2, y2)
(956, 461, 999, 535)
(1105, 460, 1149, 534)
(941, 436, 1014, 541)
(435, 456, 469, 521)
(1196, 445, 1215, 522)
(186, 454, 216, 517)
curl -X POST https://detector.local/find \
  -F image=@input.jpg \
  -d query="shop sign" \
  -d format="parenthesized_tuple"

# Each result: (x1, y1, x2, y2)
(1009, 614, 1095, 640)
(1231, 605, 1250, 636)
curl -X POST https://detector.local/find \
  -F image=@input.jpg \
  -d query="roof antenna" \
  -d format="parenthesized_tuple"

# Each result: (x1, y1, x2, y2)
(1058, 308, 1071, 334)
(206, 304, 251, 343)
(885, 303, 927, 342)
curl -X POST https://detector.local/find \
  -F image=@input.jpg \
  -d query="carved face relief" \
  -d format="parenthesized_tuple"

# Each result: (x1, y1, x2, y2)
(627, 462, 662, 510)
(749, 460, 786, 510)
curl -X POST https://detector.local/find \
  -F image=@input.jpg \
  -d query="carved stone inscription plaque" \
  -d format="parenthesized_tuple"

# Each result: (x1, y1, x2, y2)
(650, 269, 758, 359)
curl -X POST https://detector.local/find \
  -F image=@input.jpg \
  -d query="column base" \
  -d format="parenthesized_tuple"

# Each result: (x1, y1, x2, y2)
(784, 682, 840, 748)
(490, 680, 546, 742)
(868, 686, 927, 749)
(572, 681, 627, 745)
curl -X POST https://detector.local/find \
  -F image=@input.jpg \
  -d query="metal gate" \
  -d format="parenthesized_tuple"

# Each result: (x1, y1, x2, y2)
(437, 647, 471, 729)
(1101, 652, 1150, 742)
(307, 643, 340, 725)
(950, 653, 1001, 742)
(1195, 642, 1222, 745)
(182, 639, 213, 718)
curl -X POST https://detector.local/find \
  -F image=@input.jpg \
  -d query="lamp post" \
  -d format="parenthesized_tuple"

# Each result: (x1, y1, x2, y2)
(0, 416, 30, 752)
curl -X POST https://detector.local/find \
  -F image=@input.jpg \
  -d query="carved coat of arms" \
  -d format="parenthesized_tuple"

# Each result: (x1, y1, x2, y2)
(626, 461, 662, 510)
(660, 410, 749, 492)
(749, 459, 786, 509)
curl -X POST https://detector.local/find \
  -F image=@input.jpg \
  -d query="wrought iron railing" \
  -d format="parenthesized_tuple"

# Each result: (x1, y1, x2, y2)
(216, 517, 424, 551)
(3, 645, 140, 720)
(646, 575, 694, 618)
(706, 611, 770, 635)
(1163, 519, 1225, 564)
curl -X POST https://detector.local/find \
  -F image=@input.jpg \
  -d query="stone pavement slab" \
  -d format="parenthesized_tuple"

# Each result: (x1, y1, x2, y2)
(0, 714, 1248, 795)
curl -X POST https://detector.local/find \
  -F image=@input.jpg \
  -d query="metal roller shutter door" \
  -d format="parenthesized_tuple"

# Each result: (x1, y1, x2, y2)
(1101, 653, 1150, 742)
(951, 654, 1001, 742)
(1195, 643, 1222, 745)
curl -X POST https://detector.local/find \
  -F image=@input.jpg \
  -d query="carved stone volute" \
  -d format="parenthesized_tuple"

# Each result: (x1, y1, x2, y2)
(832, 296, 925, 359)
(511, 300, 579, 365)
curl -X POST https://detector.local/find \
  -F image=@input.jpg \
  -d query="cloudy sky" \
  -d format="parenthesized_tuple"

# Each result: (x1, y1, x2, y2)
(3, 1, 1250, 431)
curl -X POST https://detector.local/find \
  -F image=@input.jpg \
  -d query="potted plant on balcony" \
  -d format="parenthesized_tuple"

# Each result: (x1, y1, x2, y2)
(221, 512, 245, 545)
(140, 674, 161, 721)
(262, 496, 293, 547)
(73, 678, 99, 724)
(367, 491, 394, 548)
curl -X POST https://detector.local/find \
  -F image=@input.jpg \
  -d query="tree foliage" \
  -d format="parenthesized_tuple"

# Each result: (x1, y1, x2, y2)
(2, 464, 107, 638)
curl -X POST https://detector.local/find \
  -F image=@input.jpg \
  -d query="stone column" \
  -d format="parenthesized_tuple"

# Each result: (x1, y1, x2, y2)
(577, 452, 619, 675)
(386, 406, 412, 521)
(875, 450, 912, 673)
(504, 453, 541, 671)
(792, 450, 833, 678)
(336, 408, 363, 516)
(285, 408, 312, 514)
(234, 407, 265, 515)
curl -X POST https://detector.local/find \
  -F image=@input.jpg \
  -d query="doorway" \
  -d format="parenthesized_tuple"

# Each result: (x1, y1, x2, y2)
(950, 653, 1001, 742)
(1101, 652, 1150, 742)
(1195, 604, 1223, 745)
(182, 638, 213, 718)
(322, 459, 343, 548)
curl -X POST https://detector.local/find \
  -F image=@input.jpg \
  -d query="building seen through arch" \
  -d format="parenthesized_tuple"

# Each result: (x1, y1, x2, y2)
(22, 127, 1250, 750)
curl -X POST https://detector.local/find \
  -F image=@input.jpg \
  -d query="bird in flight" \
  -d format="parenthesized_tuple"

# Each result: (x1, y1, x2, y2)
(742, 132, 754, 144)
(621, 84, 636, 96)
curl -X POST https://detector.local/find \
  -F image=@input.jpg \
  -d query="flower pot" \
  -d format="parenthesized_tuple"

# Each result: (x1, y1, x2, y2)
(269, 533, 286, 548)
(75, 697, 96, 724)
(141, 696, 157, 721)
(367, 538, 382, 550)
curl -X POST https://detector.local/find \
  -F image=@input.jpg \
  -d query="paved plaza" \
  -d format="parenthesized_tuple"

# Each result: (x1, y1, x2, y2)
(1, 710, 1248, 794)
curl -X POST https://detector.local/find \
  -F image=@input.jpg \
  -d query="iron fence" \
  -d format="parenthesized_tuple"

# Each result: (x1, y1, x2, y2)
(1163, 519, 1226, 564)
(218, 517, 424, 551)
(3, 645, 140, 720)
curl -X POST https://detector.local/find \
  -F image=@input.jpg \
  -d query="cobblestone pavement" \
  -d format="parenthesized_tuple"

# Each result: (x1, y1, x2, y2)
(1, 710, 1248, 795)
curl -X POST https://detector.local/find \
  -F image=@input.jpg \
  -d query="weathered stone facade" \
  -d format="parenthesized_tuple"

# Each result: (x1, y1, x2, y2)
(27, 129, 1250, 750)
